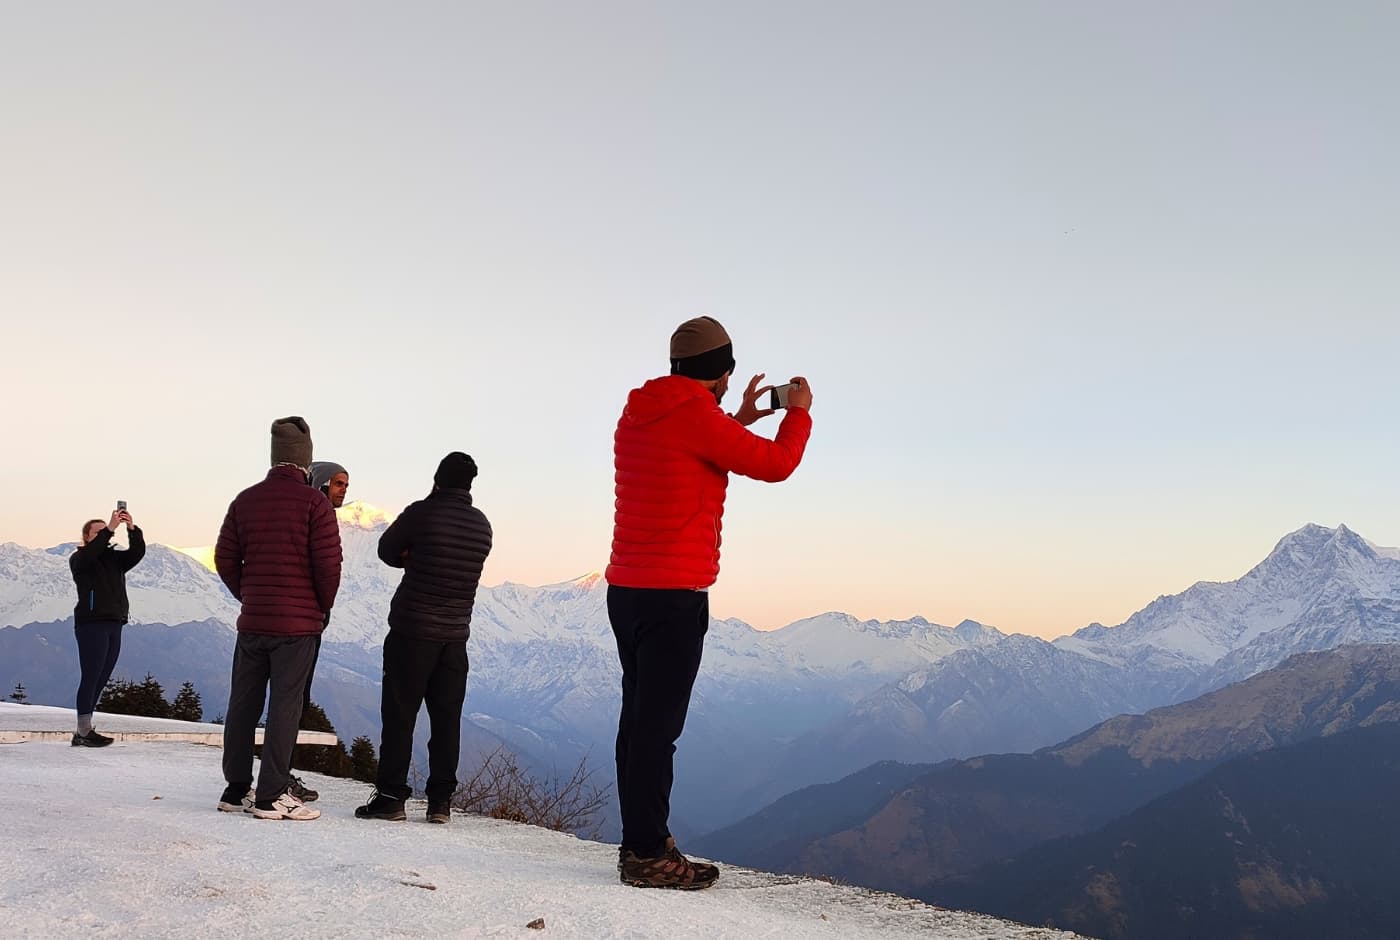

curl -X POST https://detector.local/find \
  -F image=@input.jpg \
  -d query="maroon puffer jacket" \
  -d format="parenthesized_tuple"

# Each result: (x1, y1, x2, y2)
(215, 465, 343, 636)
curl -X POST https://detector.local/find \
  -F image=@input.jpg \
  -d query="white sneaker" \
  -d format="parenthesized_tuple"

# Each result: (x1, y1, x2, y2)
(217, 787, 255, 813)
(246, 789, 321, 821)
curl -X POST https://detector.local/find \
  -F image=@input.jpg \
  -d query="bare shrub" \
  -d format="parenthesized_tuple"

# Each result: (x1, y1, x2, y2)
(450, 746, 611, 839)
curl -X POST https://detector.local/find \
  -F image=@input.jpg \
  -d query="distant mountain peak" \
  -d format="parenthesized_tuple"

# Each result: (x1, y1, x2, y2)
(174, 545, 217, 573)
(564, 571, 605, 591)
(1248, 522, 1378, 579)
(173, 503, 394, 573)
(337, 502, 394, 530)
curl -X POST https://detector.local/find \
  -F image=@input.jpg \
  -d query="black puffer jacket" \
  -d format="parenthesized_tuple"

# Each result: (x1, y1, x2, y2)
(70, 526, 147, 625)
(378, 488, 493, 642)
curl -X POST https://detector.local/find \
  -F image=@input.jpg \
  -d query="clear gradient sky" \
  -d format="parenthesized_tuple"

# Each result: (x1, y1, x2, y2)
(4, 3, 1398, 640)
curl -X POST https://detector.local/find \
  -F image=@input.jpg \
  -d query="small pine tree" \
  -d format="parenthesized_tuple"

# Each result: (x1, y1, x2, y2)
(96, 678, 137, 714)
(169, 681, 203, 722)
(8, 682, 29, 704)
(99, 674, 173, 719)
(137, 674, 172, 718)
(299, 701, 336, 733)
(291, 701, 354, 777)
(349, 735, 379, 783)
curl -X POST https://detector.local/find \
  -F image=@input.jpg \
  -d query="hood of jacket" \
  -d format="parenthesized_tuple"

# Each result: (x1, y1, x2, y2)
(619, 375, 717, 429)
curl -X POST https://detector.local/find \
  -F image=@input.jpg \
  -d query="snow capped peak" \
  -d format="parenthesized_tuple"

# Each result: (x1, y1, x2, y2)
(1264, 522, 1336, 560)
(1054, 522, 1400, 683)
(1325, 523, 1368, 554)
(568, 571, 605, 591)
(1238, 523, 1354, 585)
(337, 501, 394, 530)
(1260, 522, 1373, 564)
(1252, 523, 1384, 586)
(954, 619, 998, 641)
(175, 545, 216, 572)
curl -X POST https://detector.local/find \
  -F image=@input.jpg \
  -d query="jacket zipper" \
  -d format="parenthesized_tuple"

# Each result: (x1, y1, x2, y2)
(89, 590, 95, 611)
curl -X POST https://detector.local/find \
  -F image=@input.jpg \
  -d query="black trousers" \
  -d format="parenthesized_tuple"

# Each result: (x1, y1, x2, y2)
(222, 633, 318, 803)
(375, 630, 469, 804)
(608, 585, 709, 858)
(74, 621, 123, 716)
(288, 634, 323, 774)
(301, 633, 323, 714)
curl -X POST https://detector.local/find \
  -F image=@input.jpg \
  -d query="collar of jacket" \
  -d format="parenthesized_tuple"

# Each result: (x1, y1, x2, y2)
(266, 464, 311, 484)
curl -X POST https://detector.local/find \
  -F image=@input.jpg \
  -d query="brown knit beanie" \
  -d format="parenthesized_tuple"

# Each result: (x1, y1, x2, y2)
(669, 316, 735, 380)
(270, 416, 313, 468)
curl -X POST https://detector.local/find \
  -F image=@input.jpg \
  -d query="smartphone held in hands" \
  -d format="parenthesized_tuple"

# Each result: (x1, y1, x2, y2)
(768, 382, 798, 410)
(116, 500, 127, 511)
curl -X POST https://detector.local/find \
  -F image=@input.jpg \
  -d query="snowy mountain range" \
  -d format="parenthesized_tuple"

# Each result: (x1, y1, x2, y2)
(746, 523, 1400, 806)
(0, 504, 1004, 834)
(4, 515, 1399, 836)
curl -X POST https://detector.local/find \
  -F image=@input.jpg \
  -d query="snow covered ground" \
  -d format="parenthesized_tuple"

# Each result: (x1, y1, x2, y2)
(0, 727, 1083, 939)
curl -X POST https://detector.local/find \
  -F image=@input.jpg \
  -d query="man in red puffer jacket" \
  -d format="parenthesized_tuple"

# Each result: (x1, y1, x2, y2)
(214, 416, 342, 821)
(607, 316, 813, 889)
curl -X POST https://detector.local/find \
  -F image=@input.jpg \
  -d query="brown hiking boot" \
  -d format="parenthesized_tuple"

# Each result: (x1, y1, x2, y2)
(619, 837, 719, 890)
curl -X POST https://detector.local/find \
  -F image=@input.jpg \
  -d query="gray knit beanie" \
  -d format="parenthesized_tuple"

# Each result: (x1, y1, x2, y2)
(309, 461, 348, 492)
(271, 416, 313, 469)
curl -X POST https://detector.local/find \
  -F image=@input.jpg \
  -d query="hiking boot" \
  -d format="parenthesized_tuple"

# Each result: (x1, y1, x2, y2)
(427, 802, 451, 824)
(354, 790, 407, 821)
(246, 789, 320, 821)
(287, 774, 319, 803)
(71, 730, 114, 748)
(217, 784, 255, 813)
(619, 838, 719, 890)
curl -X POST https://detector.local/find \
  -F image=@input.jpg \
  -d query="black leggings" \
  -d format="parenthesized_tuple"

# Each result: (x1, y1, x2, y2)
(75, 621, 123, 716)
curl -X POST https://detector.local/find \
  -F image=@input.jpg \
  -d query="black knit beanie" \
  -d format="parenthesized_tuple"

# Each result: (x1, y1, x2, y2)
(434, 452, 478, 490)
(669, 316, 735, 380)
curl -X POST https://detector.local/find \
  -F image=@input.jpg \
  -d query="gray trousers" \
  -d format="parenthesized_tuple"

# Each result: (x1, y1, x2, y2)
(222, 633, 318, 802)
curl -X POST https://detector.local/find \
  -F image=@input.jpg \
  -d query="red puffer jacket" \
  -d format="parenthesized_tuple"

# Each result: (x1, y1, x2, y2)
(215, 465, 343, 636)
(606, 375, 812, 590)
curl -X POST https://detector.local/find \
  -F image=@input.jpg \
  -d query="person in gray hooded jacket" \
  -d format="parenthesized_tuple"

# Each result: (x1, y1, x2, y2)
(310, 461, 350, 509)
(284, 459, 352, 803)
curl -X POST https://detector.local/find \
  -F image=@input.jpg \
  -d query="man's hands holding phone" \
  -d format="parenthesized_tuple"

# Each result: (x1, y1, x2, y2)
(732, 374, 814, 427)
(107, 508, 134, 533)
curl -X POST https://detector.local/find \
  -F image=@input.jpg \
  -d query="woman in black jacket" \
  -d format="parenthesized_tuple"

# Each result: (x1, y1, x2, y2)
(69, 507, 146, 747)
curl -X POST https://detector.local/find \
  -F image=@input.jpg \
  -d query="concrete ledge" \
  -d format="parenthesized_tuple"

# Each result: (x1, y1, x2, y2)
(0, 702, 339, 747)
(0, 729, 339, 746)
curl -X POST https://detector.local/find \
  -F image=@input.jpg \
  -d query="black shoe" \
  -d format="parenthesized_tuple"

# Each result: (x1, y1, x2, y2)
(217, 784, 254, 813)
(427, 801, 451, 824)
(71, 730, 114, 748)
(287, 775, 319, 803)
(354, 790, 406, 821)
